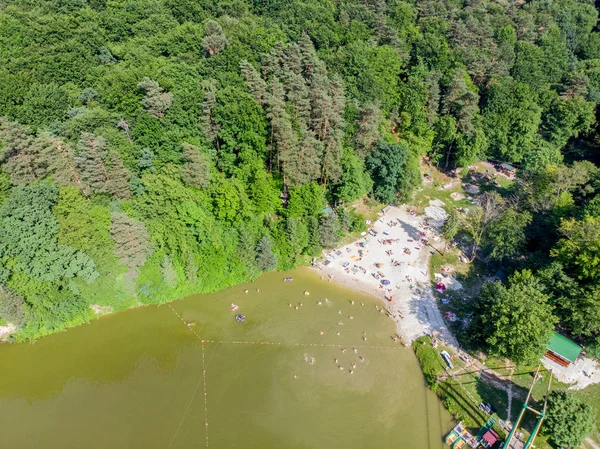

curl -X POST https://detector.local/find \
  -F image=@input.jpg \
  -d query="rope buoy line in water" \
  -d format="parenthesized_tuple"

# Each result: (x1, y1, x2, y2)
(204, 340, 401, 350)
(201, 341, 209, 448)
(168, 304, 210, 448)
(167, 305, 401, 351)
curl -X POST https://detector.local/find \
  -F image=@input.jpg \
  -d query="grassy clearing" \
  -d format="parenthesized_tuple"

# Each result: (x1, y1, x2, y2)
(337, 197, 384, 246)
(412, 337, 588, 449)
(413, 336, 508, 438)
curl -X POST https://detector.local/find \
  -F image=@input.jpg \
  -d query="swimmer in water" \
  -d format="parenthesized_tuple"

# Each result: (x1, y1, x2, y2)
(353, 347, 357, 353)
(334, 358, 338, 364)
(256, 288, 260, 293)
(317, 301, 322, 305)
(349, 369, 354, 374)
(288, 303, 292, 308)
(363, 336, 367, 341)
(351, 362, 356, 369)
(359, 356, 365, 363)
(336, 332, 341, 336)
(349, 316, 353, 320)
(245, 290, 248, 294)
(295, 306, 299, 310)
(299, 303, 303, 307)
(339, 366, 344, 371)
(351, 300, 355, 305)
(338, 310, 342, 315)
(318, 330, 324, 335)
(341, 348, 346, 353)
(361, 302, 364, 306)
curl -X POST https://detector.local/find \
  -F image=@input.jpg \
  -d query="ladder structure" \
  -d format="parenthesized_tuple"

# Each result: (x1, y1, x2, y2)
(502, 365, 553, 449)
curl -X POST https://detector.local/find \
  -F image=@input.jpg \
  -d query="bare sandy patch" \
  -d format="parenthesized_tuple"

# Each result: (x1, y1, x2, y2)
(0, 323, 17, 341)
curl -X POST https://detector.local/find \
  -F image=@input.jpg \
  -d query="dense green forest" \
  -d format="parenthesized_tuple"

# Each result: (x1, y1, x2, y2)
(1, 0, 600, 345)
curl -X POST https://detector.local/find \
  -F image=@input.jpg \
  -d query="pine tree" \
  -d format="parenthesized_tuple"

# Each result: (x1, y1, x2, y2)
(137, 148, 155, 173)
(286, 72, 311, 123)
(138, 78, 173, 119)
(0, 118, 45, 184)
(0, 118, 32, 163)
(116, 118, 132, 142)
(255, 235, 277, 271)
(110, 212, 152, 270)
(237, 227, 258, 275)
(442, 69, 479, 137)
(241, 38, 347, 187)
(240, 60, 267, 105)
(426, 71, 441, 126)
(320, 76, 345, 185)
(43, 140, 85, 196)
(0, 285, 26, 326)
(201, 20, 228, 56)
(75, 133, 110, 196)
(185, 253, 198, 284)
(299, 33, 326, 79)
(180, 143, 211, 188)
(199, 79, 221, 150)
(296, 124, 322, 185)
(355, 102, 382, 159)
(105, 152, 131, 200)
(319, 213, 341, 248)
(267, 77, 298, 182)
(79, 87, 97, 104)
(160, 255, 178, 287)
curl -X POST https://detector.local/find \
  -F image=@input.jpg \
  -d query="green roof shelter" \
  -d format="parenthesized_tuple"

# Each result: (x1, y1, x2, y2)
(545, 332, 582, 367)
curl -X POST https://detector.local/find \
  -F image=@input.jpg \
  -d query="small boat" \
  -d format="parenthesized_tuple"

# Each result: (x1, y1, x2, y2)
(453, 439, 466, 449)
(445, 431, 459, 445)
(283, 277, 293, 282)
(381, 279, 390, 285)
(235, 314, 245, 323)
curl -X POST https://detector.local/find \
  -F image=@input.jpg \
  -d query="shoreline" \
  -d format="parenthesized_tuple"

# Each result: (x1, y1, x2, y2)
(314, 206, 457, 347)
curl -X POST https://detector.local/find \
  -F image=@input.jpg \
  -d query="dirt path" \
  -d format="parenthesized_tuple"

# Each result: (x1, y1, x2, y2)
(585, 437, 600, 449)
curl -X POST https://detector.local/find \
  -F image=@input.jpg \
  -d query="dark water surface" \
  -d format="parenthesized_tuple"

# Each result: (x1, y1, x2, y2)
(0, 268, 452, 448)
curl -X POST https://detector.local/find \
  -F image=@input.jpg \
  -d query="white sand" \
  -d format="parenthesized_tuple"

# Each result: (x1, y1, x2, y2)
(316, 206, 456, 346)
(0, 323, 16, 342)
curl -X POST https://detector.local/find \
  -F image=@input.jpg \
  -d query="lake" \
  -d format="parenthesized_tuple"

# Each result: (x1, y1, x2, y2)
(0, 267, 452, 448)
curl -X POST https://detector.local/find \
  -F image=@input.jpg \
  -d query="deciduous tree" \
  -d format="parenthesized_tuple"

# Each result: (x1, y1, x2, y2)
(473, 270, 557, 364)
(545, 391, 594, 448)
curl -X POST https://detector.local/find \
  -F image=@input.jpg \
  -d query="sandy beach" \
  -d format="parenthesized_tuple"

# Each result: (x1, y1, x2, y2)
(317, 205, 600, 391)
(316, 206, 457, 346)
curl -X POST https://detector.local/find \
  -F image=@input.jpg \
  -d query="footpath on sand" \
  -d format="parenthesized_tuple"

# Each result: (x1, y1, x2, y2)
(315, 205, 457, 347)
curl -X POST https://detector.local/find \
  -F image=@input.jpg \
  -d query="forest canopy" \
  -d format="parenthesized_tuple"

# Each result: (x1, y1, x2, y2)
(1, 0, 600, 342)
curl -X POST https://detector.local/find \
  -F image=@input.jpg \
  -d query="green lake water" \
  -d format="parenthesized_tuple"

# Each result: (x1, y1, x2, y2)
(0, 267, 453, 448)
